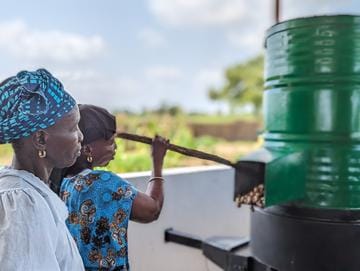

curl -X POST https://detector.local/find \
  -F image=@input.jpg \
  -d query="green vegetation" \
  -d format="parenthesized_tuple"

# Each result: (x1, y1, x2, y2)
(110, 113, 261, 172)
(188, 114, 258, 124)
(208, 55, 264, 115)
(0, 144, 12, 166)
(0, 114, 261, 173)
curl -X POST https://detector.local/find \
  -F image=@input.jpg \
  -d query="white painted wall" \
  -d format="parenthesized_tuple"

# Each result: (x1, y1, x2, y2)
(122, 165, 251, 271)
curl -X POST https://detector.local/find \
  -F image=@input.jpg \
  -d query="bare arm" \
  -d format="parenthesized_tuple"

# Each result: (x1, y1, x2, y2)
(130, 135, 169, 223)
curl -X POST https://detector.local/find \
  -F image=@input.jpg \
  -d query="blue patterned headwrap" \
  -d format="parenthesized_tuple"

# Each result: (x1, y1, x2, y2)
(0, 69, 76, 143)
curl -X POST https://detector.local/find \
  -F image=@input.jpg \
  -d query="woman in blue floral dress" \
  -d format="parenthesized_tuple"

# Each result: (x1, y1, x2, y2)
(59, 104, 169, 271)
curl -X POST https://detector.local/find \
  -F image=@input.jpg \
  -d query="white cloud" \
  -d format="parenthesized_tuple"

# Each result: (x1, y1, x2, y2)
(50, 67, 225, 113)
(55, 69, 144, 110)
(55, 70, 100, 82)
(0, 20, 106, 63)
(222, 0, 357, 53)
(282, 0, 354, 20)
(138, 28, 167, 48)
(147, 0, 271, 56)
(145, 66, 183, 81)
(147, 0, 359, 56)
(164, 67, 228, 113)
(226, 30, 266, 56)
(148, 0, 246, 27)
(149, 0, 357, 29)
(194, 68, 224, 89)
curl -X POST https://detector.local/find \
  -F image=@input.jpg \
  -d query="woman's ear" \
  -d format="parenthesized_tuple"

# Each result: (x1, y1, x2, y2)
(32, 130, 49, 151)
(82, 145, 94, 164)
(82, 145, 93, 156)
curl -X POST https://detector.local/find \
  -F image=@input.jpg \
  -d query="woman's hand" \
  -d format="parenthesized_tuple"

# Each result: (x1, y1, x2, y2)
(151, 135, 169, 177)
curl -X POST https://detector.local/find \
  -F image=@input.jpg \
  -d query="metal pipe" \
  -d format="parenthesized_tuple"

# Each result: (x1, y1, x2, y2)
(275, 0, 280, 23)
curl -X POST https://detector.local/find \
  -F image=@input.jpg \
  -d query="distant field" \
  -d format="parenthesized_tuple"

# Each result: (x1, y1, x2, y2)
(0, 113, 262, 173)
(186, 114, 259, 124)
(0, 144, 12, 166)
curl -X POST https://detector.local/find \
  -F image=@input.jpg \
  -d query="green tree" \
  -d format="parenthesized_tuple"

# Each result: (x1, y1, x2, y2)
(208, 55, 264, 115)
(154, 103, 183, 116)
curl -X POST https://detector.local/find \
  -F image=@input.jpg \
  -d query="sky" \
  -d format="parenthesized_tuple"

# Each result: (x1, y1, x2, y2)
(0, 0, 359, 113)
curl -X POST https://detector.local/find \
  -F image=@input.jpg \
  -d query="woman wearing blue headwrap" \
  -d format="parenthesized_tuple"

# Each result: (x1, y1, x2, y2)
(0, 69, 85, 270)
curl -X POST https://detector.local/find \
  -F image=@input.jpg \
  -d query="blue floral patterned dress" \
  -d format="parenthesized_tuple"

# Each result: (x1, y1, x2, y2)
(60, 169, 138, 271)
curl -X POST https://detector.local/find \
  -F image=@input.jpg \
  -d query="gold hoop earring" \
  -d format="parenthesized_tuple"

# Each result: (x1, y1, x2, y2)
(87, 155, 93, 163)
(38, 150, 47, 158)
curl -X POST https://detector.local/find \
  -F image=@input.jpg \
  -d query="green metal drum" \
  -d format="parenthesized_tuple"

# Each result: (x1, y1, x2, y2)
(263, 15, 360, 209)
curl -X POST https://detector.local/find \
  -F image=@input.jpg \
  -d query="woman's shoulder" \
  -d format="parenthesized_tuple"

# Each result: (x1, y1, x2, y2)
(90, 169, 126, 182)
(62, 169, 114, 183)
(62, 169, 130, 190)
(0, 174, 29, 191)
(0, 175, 50, 213)
(0, 172, 40, 197)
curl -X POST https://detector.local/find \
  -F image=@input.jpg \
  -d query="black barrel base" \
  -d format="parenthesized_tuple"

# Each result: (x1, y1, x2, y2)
(251, 206, 360, 271)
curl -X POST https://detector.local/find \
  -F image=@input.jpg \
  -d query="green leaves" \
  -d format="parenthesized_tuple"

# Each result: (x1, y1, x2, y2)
(208, 55, 264, 115)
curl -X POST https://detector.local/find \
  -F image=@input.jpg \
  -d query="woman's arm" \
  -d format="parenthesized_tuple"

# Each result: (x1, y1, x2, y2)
(130, 135, 169, 223)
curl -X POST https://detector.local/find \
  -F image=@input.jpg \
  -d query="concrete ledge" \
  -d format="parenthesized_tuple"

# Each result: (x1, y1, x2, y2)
(125, 166, 250, 271)
(121, 165, 231, 179)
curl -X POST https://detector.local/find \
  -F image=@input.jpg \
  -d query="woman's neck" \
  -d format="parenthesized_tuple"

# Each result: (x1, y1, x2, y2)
(11, 156, 52, 184)
(65, 160, 93, 177)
